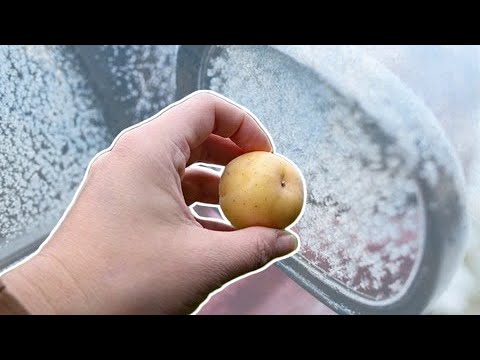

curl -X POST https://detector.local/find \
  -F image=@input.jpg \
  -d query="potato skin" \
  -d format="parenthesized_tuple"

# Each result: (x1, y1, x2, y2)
(219, 151, 305, 229)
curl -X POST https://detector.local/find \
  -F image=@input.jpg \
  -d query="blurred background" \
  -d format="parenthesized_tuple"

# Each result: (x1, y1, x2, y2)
(0, 45, 478, 314)
(361, 45, 480, 314)
(199, 45, 480, 315)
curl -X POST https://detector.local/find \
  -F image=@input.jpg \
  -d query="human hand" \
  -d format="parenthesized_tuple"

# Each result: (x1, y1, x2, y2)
(1, 91, 298, 314)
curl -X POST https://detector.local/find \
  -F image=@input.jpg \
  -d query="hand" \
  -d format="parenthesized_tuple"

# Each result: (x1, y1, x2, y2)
(1, 91, 298, 314)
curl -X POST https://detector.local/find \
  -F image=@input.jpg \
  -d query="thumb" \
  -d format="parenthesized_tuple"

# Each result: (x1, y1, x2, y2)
(205, 227, 299, 284)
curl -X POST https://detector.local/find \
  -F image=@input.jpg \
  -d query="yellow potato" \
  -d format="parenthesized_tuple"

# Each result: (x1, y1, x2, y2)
(219, 151, 305, 229)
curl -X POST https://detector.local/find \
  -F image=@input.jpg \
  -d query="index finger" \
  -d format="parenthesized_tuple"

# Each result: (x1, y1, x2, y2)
(143, 91, 273, 161)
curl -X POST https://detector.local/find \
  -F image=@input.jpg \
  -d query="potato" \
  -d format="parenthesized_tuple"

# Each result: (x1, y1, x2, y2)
(219, 151, 305, 229)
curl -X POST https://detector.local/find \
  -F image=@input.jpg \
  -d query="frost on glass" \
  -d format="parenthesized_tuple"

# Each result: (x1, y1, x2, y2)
(205, 45, 427, 301)
(0, 44, 462, 308)
(78, 45, 177, 136)
(0, 46, 108, 249)
(0, 45, 177, 268)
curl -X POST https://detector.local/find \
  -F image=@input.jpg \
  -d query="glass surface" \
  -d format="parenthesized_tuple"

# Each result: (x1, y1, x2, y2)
(0, 45, 477, 314)
(0, 45, 177, 269)
(204, 45, 423, 302)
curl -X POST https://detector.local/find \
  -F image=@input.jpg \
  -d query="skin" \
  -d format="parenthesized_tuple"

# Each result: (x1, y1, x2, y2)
(220, 151, 305, 229)
(0, 91, 298, 315)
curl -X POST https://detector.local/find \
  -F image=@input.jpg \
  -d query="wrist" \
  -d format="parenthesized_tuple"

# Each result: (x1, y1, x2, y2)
(1, 250, 92, 314)
(0, 278, 29, 314)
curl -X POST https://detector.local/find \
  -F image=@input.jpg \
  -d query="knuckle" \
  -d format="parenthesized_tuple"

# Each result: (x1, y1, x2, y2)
(88, 128, 147, 179)
(109, 129, 150, 166)
(189, 91, 217, 109)
(113, 129, 142, 156)
(184, 243, 230, 291)
(88, 151, 110, 176)
(253, 235, 274, 268)
(192, 90, 216, 102)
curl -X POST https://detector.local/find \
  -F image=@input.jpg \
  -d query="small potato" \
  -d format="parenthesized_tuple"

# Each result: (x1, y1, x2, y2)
(219, 151, 305, 229)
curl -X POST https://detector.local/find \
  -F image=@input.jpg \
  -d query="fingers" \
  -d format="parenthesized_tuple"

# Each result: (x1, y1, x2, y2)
(138, 91, 273, 169)
(200, 227, 299, 285)
(187, 134, 244, 167)
(182, 166, 221, 206)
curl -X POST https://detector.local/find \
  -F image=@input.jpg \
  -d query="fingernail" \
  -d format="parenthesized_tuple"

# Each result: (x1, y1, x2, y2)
(276, 232, 299, 255)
